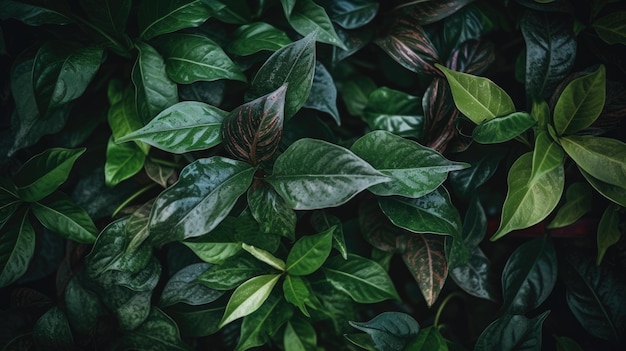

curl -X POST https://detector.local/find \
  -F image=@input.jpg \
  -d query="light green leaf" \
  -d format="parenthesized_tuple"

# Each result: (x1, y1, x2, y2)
(436, 63, 515, 124)
(266, 138, 390, 210)
(554, 65, 606, 135)
(219, 274, 281, 328)
(473, 112, 536, 144)
(531, 131, 565, 181)
(548, 182, 592, 229)
(283, 275, 313, 317)
(138, 0, 212, 40)
(579, 167, 626, 207)
(105, 136, 146, 187)
(243, 244, 286, 272)
(593, 12, 626, 45)
(560, 135, 626, 189)
(107, 84, 150, 154)
(597, 203, 622, 265)
(236, 293, 293, 351)
(197, 255, 268, 290)
(228, 22, 292, 56)
(283, 317, 317, 351)
(286, 227, 334, 276)
(531, 100, 550, 128)
(280, 0, 347, 49)
(31, 191, 97, 243)
(247, 181, 296, 240)
(0, 208, 35, 287)
(492, 152, 564, 240)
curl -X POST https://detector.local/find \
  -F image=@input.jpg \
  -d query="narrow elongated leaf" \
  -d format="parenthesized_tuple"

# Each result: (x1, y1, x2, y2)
(404, 326, 447, 351)
(474, 312, 550, 351)
(267, 139, 390, 210)
(222, 85, 286, 165)
(531, 131, 564, 181)
(104, 136, 146, 187)
(436, 64, 515, 124)
(451, 247, 497, 301)
(248, 181, 296, 240)
(138, 0, 212, 40)
(228, 22, 292, 56)
(219, 273, 281, 328)
(153, 33, 246, 83)
(283, 275, 313, 316)
(593, 12, 626, 45)
(116, 308, 193, 351)
(0, 0, 72, 25)
(597, 204, 622, 265)
(149, 157, 255, 244)
(283, 317, 317, 351)
(304, 61, 340, 125)
(200, 0, 251, 24)
(246, 32, 316, 119)
(547, 182, 592, 229)
(579, 167, 626, 207)
(118, 101, 226, 153)
(286, 227, 334, 275)
(237, 293, 293, 351)
(349, 312, 419, 351)
(32, 306, 73, 350)
(280, 0, 346, 49)
(31, 191, 97, 244)
(108, 84, 150, 154)
(318, 0, 379, 29)
(521, 10, 576, 99)
(394, 0, 473, 25)
(402, 234, 448, 306)
(197, 255, 268, 290)
(243, 244, 286, 272)
(159, 263, 223, 307)
(492, 153, 564, 240)
(0, 208, 35, 287)
(553, 65, 606, 135)
(362, 87, 424, 139)
(13, 147, 85, 202)
(560, 135, 626, 188)
(322, 254, 399, 303)
(473, 112, 536, 144)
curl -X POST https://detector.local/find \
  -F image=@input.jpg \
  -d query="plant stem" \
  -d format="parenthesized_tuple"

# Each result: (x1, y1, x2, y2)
(112, 183, 158, 218)
(434, 291, 465, 328)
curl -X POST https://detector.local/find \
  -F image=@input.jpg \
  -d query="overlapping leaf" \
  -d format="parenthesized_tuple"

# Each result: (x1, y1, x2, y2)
(138, 0, 212, 40)
(450, 246, 497, 301)
(236, 294, 293, 351)
(280, 0, 346, 49)
(474, 312, 550, 351)
(247, 181, 296, 239)
(219, 274, 281, 328)
(593, 12, 626, 45)
(159, 263, 223, 307)
(286, 227, 334, 276)
(104, 136, 146, 187)
(348, 312, 419, 351)
(0, 208, 35, 287)
(0, 0, 72, 25)
(31, 191, 97, 244)
(402, 234, 448, 307)
(596, 204, 622, 265)
(228, 22, 292, 56)
(547, 182, 591, 229)
(361, 88, 424, 139)
(317, 0, 379, 29)
(394, 0, 474, 25)
(560, 135, 626, 188)
(472, 112, 536, 144)
(304, 62, 341, 125)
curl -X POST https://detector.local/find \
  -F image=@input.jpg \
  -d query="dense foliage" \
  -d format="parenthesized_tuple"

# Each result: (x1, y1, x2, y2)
(1, 0, 625, 350)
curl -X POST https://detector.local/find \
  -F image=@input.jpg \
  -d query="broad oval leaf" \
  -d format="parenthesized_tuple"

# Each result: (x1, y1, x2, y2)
(243, 244, 286, 272)
(451, 246, 498, 301)
(118, 101, 227, 154)
(304, 61, 341, 125)
(317, 0, 379, 29)
(474, 312, 550, 351)
(402, 234, 448, 307)
(32, 306, 73, 350)
(286, 227, 334, 276)
(31, 191, 97, 244)
(197, 255, 268, 290)
(553, 65, 606, 135)
(560, 135, 626, 188)
(159, 263, 224, 307)
(65, 275, 105, 334)
(547, 182, 591, 229)
(0, 208, 35, 287)
(349, 312, 419, 351)
(104, 136, 146, 187)
(492, 152, 564, 240)
(237, 293, 293, 351)
(596, 204, 622, 265)
(322, 254, 399, 303)
(153, 33, 246, 83)
(228, 22, 292, 56)
(222, 85, 286, 165)
(248, 181, 296, 240)
(579, 167, 626, 207)
(0, 0, 73, 25)
(362, 87, 424, 139)
(13, 147, 85, 202)
(219, 273, 281, 328)
(280, 0, 347, 49)
(266, 138, 390, 210)
(246, 31, 316, 119)
(115, 308, 192, 351)
(138, 0, 212, 40)
(148, 157, 255, 244)
(531, 131, 565, 181)
(436, 64, 516, 124)
(593, 12, 626, 45)
(473, 112, 536, 144)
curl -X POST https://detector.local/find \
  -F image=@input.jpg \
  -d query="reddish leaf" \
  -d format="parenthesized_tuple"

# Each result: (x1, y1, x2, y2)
(222, 85, 287, 165)
(446, 40, 495, 76)
(423, 77, 459, 152)
(394, 0, 474, 25)
(401, 234, 448, 307)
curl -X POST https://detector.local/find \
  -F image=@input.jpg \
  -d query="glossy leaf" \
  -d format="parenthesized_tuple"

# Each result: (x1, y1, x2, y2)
(246, 31, 316, 119)
(197, 255, 268, 290)
(446, 40, 495, 77)
(405, 326, 447, 351)
(593, 12, 626, 45)
(118, 101, 226, 153)
(492, 153, 564, 240)
(338, 75, 377, 117)
(138, 0, 212, 40)
(560, 135, 626, 188)
(521, 10, 576, 99)
(349, 312, 419, 351)
(474, 312, 550, 351)
(283, 317, 317, 351)
(394, 0, 473, 25)
(473, 112, 536, 144)
(304, 61, 341, 125)
(104, 136, 146, 187)
(450, 247, 497, 301)
(436, 64, 516, 124)
(283, 275, 313, 316)
(553, 65, 606, 135)
(378, 187, 462, 236)
(13, 147, 85, 202)
(0, 209, 35, 287)
(547, 182, 592, 229)
(79, 0, 131, 52)
(317, 0, 379, 29)
(322, 254, 399, 303)
(449, 145, 506, 200)
(159, 263, 224, 307)
(311, 210, 348, 259)
(132, 41, 178, 123)
(361, 88, 424, 139)
(149, 157, 255, 244)
(247, 181, 296, 240)
(144, 160, 175, 188)
(31, 191, 97, 244)
(237, 293, 293, 351)
(596, 203, 622, 265)
(0, 183, 21, 229)
(266, 138, 390, 210)
(443, 6, 484, 53)
(32, 306, 73, 350)
(153, 33, 246, 83)
(116, 308, 192, 351)
(286, 227, 334, 276)
(402, 234, 448, 306)
(108, 84, 149, 154)
(167, 303, 224, 337)
(531, 131, 565, 181)
(280, 0, 346, 49)
(243, 244, 286, 272)
(200, 0, 251, 24)
(579, 167, 626, 207)
(228, 22, 292, 56)
(0, 0, 72, 25)
(222, 85, 286, 165)
(219, 273, 281, 328)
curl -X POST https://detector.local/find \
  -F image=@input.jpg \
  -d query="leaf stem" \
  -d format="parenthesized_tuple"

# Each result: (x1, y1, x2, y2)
(434, 291, 465, 328)
(112, 183, 158, 218)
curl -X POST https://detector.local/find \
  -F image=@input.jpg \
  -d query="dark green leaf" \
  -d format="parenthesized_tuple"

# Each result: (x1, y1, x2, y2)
(149, 157, 255, 244)
(159, 263, 224, 307)
(345, 334, 377, 351)
(116, 308, 193, 351)
(404, 326, 447, 351)
(596, 203, 622, 265)
(443, 6, 484, 53)
(104, 136, 146, 187)
(246, 31, 316, 119)
(167, 302, 225, 337)
(1, 180, 22, 228)
(31, 191, 97, 243)
(474, 312, 550, 351)
(145, 159, 175, 187)
(531, 131, 564, 181)
(118, 101, 227, 153)
(547, 182, 591, 229)
(283, 317, 317, 351)
(317, 0, 379, 29)
(236, 293, 293, 351)
(593, 12, 626, 45)
(560, 135, 626, 188)
(450, 247, 498, 301)
(394, 0, 473, 25)
(200, 0, 251, 25)
(13, 147, 85, 202)
(248, 181, 296, 240)
(311, 210, 347, 259)
(283, 274, 314, 317)
(554, 336, 585, 351)
(222, 85, 286, 165)
(402, 234, 448, 306)
(138, 0, 212, 40)
(79, 0, 131, 51)
(337, 75, 377, 117)
(267, 138, 389, 209)
(362, 87, 424, 139)
(0, 0, 72, 25)
(349, 312, 419, 351)
(32, 306, 73, 350)
(304, 61, 341, 125)
(286, 227, 334, 275)
(473, 112, 536, 144)
(233, 211, 281, 252)
(579, 167, 626, 207)
(553, 65, 605, 135)
(197, 255, 269, 290)
(359, 200, 405, 253)
(153, 33, 246, 83)
(219, 273, 281, 328)
(280, 0, 347, 49)
(228, 22, 292, 55)
(65, 275, 105, 334)
(449, 145, 506, 200)
(0, 208, 35, 287)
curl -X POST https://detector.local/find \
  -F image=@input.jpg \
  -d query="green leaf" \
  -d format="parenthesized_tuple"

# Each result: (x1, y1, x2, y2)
(593, 12, 626, 45)
(349, 312, 419, 351)
(31, 191, 97, 244)
(501, 236, 557, 314)
(144, 159, 175, 187)
(531, 131, 565, 181)
(473, 112, 536, 144)
(115, 308, 193, 351)
(492, 152, 564, 240)
(283, 317, 317, 351)
(138, 0, 212, 40)
(450, 247, 498, 301)
(159, 263, 224, 307)
(304, 61, 341, 125)
(436, 64, 516, 124)
(13, 147, 85, 202)
(322, 254, 399, 303)
(153, 33, 246, 84)
(553, 65, 606, 135)
(579, 167, 626, 207)
(560, 135, 626, 188)
(236, 293, 293, 351)
(248, 181, 296, 240)
(402, 234, 448, 307)
(222, 85, 286, 165)
(105, 136, 146, 187)
(317, 0, 379, 29)
(286, 227, 334, 275)
(0, 0, 72, 26)
(197, 255, 269, 290)
(267, 138, 389, 209)
(474, 312, 550, 351)
(449, 145, 506, 200)
(167, 302, 225, 337)
(200, 0, 251, 25)
(395, 0, 473, 25)
(554, 336, 585, 351)
(531, 100, 550, 129)
(283, 275, 313, 317)
(65, 275, 105, 334)
(0, 208, 35, 287)
(219, 273, 281, 328)
(246, 31, 316, 119)
(108, 84, 150, 154)
(352, 131, 467, 198)
(149, 157, 254, 244)
(118, 101, 227, 154)
(32, 306, 73, 350)
(337, 75, 377, 117)
(79, 0, 132, 52)
(228, 22, 292, 56)
(280, 0, 346, 49)
(0, 182, 21, 230)
(311, 210, 348, 259)
(405, 326, 448, 351)
(243, 244, 286, 271)
(378, 187, 462, 236)
(597, 204, 622, 265)
(547, 182, 592, 229)
(33, 41, 103, 116)
(132, 41, 178, 123)
(345, 334, 377, 351)
(361, 87, 424, 139)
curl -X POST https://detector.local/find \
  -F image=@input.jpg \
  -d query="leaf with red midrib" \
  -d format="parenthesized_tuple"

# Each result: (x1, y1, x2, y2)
(401, 234, 448, 307)
(222, 85, 287, 165)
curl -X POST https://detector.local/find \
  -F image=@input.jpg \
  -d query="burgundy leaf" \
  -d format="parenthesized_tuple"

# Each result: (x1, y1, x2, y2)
(222, 84, 287, 165)
(446, 40, 495, 76)
(423, 77, 460, 153)
(402, 233, 448, 307)
(394, 0, 474, 25)
(359, 201, 407, 254)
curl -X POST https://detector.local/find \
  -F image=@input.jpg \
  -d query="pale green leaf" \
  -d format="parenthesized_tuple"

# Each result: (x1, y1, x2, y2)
(219, 274, 281, 328)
